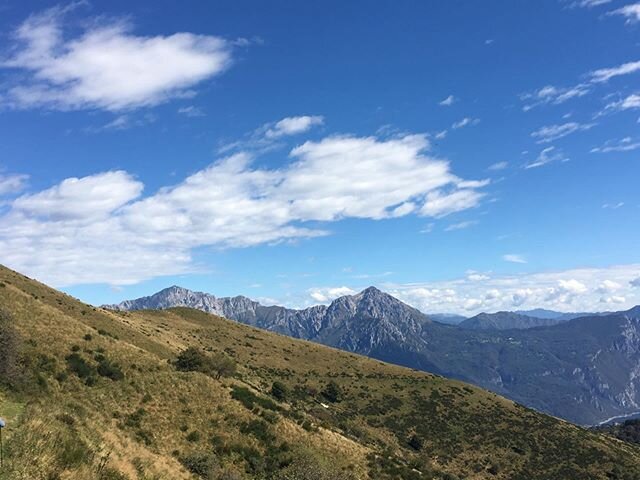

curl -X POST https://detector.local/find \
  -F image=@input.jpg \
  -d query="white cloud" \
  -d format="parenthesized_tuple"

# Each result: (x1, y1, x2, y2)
(503, 254, 527, 264)
(439, 95, 456, 106)
(522, 58, 640, 111)
(434, 130, 448, 140)
(488, 161, 508, 171)
(445, 220, 478, 231)
(591, 137, 640, 153)
(531, 122, 595, 143)
(0, 130, 487, 286)
(570, 0, 613, 7)
(0, 173, 29, 196)
(13, 171, 143, 220)
(589, 60, 640, 83)
(381, 264, 640, 315)
(178, 106, 205, 117)
(219, 115, 325, 153)
(597, 279, 622, 293)
(603, 93, 640, 112)
(602, 202, 625, 209)
(308, 286, 356, 303)
(2, 6, 232, 111)
(525, 146, 569, 169)
(452, 117, 480, 129)
(265, 115, 324, 139)
(609, 3, 640, 23)
(521, 84, 591, 111)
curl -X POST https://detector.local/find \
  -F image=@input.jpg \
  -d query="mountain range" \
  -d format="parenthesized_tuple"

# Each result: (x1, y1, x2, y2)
(4, 263, 640, 479)
(105, 286, 640, 425)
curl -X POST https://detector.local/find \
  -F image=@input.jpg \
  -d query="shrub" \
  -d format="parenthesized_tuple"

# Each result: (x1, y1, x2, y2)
(66, 353, 94, 379)
(186, 431, 202, 442)
(271, 381, 288, 401)
(175, 347, 236, 379)
(179, 452, 219, 477)
(321, 381, 342, 403)
(97, 358, 125, 381)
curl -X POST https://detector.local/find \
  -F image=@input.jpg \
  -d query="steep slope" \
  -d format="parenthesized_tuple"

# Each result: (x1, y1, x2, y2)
(2, 265, 640, 479)
(460, 311, 562, 330)
(109, 285, 640, 425)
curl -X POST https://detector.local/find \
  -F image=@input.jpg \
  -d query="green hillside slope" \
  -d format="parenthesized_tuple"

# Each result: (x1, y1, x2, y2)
(0, 264, 639, 480)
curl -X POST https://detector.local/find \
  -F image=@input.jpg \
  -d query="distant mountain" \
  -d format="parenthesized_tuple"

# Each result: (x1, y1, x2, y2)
(460, 311, 563, 330)
(428, 313, 467, 325)
(7, 264, 640, 480)
(107, 287, 640, 425)
(516, 308, 607, 321)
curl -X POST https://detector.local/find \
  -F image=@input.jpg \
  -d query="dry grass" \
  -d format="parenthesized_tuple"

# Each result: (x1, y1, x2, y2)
(0, 265, 639, 479)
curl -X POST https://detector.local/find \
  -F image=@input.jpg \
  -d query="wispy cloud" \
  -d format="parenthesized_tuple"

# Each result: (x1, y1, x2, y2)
(178, 105, 205, 117)
(488, 161, 508, 171)
(531, 122, 595, 143)
(568, 0, 613, 7)
(608, 3, 640, 23)
(602, 93, 640, 113)
(439, 95, 456, 106)
(602, 202, 624, 209)
(503, 254, 527, 264)
(1, 5, 233, 111)
(0, 173, 29, 196)
(589, 60, 640, 83)
(452, 117, 480, 129)
(445, 220, 478, 231)
(522, 58, 640, 111)
(525, 146, 569, 169)
(591, 136, 640, 153)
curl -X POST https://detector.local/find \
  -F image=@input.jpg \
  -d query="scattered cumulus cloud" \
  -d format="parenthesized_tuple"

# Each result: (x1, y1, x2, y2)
(264, 115, 324, 139)
(2, 5, 233, 111)
(0, 128, 488, 286)
(380, 264, 640, 315)
(308, 286, 356, 302)
(503, 254, 527, 264)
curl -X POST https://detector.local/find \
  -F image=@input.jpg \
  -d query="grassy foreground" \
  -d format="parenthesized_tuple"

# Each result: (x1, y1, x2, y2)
(0, 264, 639, 479)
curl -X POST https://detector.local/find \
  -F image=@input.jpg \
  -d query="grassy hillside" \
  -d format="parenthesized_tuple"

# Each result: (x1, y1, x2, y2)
(0, 265, 639, 480)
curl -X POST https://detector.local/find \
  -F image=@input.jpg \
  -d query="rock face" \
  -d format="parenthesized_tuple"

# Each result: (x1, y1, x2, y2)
(106, 287, 640, 425)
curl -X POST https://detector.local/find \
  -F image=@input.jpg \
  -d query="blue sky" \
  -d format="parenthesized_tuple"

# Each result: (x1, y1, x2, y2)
(1, 0, 639, 314)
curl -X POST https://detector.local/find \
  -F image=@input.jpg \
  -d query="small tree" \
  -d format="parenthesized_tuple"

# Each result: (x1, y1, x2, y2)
(321, 381, 341, 403)
(210, 352, 236, 379)
(271, 381, 288, 401)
